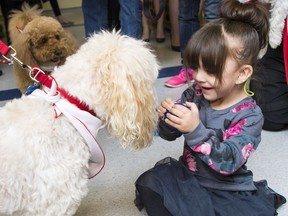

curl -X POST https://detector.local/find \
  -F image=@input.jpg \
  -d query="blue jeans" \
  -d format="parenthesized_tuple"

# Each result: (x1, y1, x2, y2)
(118, 0, 142, 39)
(179, 0, 220, 57)
(82, 0, 142, 39)
(82, 0, 108, 37)
(204, 0, 220, 21)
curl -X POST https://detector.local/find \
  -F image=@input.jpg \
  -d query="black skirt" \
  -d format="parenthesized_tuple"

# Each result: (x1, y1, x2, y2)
(135, 157, 286, 216)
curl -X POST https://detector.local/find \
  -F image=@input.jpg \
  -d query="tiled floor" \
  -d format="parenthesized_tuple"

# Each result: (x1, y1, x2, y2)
(0, 7, 287, 216)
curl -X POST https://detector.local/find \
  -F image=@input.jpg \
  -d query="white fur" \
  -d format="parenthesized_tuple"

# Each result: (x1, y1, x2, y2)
(0, 31, 159, 216)
(259, 0, 288, 48)
(268, 0, 288, 48)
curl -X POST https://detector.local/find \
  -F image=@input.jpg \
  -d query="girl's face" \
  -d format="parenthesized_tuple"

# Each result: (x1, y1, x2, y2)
(193, 56, 245, 109)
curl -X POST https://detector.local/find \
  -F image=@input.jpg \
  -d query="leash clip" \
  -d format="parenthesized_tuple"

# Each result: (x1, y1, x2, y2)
(0, 39, 44, 83)
(29, 67, 46, 84)
(0, 42, 33, 72)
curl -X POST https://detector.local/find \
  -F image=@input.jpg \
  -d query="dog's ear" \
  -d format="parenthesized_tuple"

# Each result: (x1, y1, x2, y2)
(12, 32, 37, 66)
(63, 31, 79, 55)
(92, 33, 159, 149)
(10, 32, 38, 93)
(55, 32, 159, 149)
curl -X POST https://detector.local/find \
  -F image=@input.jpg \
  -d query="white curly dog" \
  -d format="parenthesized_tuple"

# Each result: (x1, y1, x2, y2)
(0, 31, 159, 216)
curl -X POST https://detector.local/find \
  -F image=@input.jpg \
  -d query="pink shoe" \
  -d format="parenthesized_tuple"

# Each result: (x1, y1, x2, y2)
(165, 68, 193, 88)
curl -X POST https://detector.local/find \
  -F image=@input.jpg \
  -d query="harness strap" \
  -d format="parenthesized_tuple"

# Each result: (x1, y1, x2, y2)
(30, 83, 105, 179)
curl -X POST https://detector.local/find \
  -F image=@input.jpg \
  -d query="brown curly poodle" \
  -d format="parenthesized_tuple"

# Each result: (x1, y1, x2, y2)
(8, 3, 79, 93)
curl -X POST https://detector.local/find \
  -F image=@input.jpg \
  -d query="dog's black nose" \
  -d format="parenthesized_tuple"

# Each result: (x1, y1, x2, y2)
(54, 49, 62, 56)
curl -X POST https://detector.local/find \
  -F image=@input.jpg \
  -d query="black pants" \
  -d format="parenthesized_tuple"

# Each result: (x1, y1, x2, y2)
(108, 0, 120, 30)
(49, 0, 61, 17)
(251, 42, 288, 131)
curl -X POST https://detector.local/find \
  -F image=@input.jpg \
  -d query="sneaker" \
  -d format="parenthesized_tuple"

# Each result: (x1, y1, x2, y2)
(164, 68, 193, 88)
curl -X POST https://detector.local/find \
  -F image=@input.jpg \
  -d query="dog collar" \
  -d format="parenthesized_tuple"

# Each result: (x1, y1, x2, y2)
(39, 65, 56, 72)
(31, 67, 96, 116)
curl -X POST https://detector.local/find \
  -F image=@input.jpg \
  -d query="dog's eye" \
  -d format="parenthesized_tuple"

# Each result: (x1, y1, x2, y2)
(55, 34, 60, 40)
(40, 37, 48, 45)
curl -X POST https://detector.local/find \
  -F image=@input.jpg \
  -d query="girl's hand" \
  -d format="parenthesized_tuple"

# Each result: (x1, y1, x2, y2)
(165, 101, 200, 133)
(158, 98, 174, 118)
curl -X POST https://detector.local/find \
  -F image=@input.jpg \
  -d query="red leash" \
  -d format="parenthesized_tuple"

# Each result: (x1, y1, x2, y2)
(0, 40, 11, 56)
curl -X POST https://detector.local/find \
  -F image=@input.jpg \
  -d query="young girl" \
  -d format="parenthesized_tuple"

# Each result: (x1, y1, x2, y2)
(134, 0, 286, 215)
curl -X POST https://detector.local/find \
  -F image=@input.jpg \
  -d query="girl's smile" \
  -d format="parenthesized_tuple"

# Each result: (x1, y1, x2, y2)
(200, 86, 214, 93)
(193, 55, 251, 109)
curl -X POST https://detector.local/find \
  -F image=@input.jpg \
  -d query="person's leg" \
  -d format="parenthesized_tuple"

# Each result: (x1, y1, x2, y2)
(141, 4, 151, 42)
(251, 43, 288, 131)
(49, 0, 74, 27)
(165, 0, 199, 88)
(82, 0, 108, 37)
(168, 0, 180, 50)
(204, 0, 220, 22)
(154, 0, 166, 43)
(118, 0, 142, 39)
(25, 0, 41, 7)
(108, 0, 120, 30)
(49, 0, 61, 16)
(262, 119, 287, 131)
(178, 0, 200, 58)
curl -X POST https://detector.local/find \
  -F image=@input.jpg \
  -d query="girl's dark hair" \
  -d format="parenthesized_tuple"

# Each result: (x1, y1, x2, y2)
(184, 0, 269, 83)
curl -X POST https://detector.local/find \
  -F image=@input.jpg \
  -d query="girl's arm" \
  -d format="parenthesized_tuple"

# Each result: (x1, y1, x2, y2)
(184, 111, 264, 175)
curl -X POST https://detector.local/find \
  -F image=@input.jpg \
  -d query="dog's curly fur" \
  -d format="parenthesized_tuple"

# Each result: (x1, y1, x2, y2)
(267, 0, 288, 48)
(8, 3, 79, 93)
(0, 30, 159, 216)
